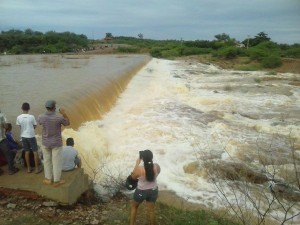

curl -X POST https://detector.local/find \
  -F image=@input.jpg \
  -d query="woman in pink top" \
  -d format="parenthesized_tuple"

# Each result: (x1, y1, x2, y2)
(130, 149, 161, 225)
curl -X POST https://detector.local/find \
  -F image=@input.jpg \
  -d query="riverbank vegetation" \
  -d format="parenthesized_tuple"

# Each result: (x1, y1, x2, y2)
(0, 189, 240, 225)
(1, 29, 300, 72)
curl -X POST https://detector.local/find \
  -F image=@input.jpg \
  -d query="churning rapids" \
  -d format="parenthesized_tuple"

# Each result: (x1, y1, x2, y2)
(1, 54, 300, 222)
(65, 57, 300, 222)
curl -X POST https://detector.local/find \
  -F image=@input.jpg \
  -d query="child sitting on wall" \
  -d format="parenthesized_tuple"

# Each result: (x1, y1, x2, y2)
(5, 123, 22, 152)
(5, 123, 23, 166)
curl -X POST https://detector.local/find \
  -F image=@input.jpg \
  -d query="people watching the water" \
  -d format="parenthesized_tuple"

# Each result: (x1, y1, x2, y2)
(129, 149, 161, 225)
(38, 100, 70, 187)
(62, 137, 81, 172)
(16, 102, 41, 174)
(5, 123, 22, 153)
(0, 110, 19, 175)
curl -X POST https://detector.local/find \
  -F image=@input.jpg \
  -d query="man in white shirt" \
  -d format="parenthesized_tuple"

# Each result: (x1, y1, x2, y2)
(62, 137, 81, 172)
(16, 102, 41, 174)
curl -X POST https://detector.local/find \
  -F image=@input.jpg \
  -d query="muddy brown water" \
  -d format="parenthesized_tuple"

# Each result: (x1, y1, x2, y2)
(0, 54, 150, 136)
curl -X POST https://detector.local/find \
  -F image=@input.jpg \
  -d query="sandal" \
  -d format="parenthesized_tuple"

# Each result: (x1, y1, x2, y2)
(53, 180, 65, 187)
(43, 179, 52, 185)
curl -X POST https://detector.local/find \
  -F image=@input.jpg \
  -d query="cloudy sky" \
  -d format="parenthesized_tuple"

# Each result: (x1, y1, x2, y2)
(0, 0, 299, 44)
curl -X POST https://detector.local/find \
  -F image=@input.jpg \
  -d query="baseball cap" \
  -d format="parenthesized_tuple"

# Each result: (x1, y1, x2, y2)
(45, 100, 56, 108)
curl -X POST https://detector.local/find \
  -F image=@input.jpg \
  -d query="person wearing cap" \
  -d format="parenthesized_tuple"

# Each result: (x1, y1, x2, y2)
(0, 110, 19, 175)
(38, 100, 70, 187)
(16, 102, 41, 174)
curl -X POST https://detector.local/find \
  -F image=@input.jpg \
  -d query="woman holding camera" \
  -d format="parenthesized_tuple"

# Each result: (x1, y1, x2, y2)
(130, 149, 161, 225)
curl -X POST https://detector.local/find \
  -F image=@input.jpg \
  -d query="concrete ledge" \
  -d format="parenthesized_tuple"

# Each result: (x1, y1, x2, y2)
(0, 166, 90, 205)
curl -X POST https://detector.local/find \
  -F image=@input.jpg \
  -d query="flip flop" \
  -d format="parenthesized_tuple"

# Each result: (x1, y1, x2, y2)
(43, 179, 53, 185)
(53, 180, 65, 187)
(27, 169, 32, 173)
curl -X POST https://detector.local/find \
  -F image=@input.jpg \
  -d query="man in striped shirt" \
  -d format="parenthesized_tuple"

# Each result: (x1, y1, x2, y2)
(38, 100, 70, 187)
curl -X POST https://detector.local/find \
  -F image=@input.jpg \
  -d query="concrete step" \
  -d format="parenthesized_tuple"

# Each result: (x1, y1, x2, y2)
(0, 165, 90, 205)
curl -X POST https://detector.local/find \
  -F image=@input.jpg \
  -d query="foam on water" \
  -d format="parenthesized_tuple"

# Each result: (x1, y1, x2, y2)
(63, 58, 300, 213)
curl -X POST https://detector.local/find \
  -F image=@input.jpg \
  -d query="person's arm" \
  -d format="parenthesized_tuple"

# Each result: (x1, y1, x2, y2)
(6, 133, 18, 145)
(59, 108, 70, 126)
(131, 158, 142, 180)
(74, 155, 81, 168)
(33, 116, 37, 129)
(155, 163, 161, 175)
(37, 115, 42, 125)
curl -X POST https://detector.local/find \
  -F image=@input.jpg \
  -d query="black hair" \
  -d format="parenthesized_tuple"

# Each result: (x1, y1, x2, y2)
(66, 138, 74, 146)
(142, 149, 155, 182)
(22, 102, 30, 111)
(5, 123, 12, 132)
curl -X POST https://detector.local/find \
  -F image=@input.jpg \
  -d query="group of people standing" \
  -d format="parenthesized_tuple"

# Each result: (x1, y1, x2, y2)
(0, 100, 81, 187)
(1, 99, 161, 224)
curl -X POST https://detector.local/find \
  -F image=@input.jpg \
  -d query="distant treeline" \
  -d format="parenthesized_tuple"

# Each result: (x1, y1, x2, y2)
(1, 29, 300, 69)
(112, 32, 300, 69)
(0, 29, 88, 54)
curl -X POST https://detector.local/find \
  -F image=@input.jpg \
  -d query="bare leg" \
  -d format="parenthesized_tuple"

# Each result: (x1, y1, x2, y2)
(130, 200, 140, 225)
(33, 152, 40, 173)
(25, 152, 31, 172)
(146, 202, 156, 225)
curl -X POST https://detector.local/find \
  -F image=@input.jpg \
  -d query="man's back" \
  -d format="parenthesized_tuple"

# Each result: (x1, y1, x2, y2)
(62, 146, 78, 171)
(38, 112, 69, 147)
(16, 113, 36, 138)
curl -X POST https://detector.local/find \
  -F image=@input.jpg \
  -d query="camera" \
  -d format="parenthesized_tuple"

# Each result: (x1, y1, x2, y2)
(139, 150, 144, 159)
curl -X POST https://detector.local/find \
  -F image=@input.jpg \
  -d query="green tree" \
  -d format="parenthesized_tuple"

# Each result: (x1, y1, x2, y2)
(243, 32, 271, 47)
(138, 33, 143, 39)
(214, 33, 231, 42)
(105, 33, 113, 38)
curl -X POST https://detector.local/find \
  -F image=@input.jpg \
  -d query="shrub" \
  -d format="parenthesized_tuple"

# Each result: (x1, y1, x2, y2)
(216, 46, 242, 59)
(247, 48, 268, 61)
(247, 41, 280, 61)
(161, 49, 181, 59)
(117, 47, 139, 53)
(283, 47, 300, 58)
(150, 47, 164, 58)
(181, 47, 212, 56)
(10, 45, 23, 54)
(260, 54, 282, 68)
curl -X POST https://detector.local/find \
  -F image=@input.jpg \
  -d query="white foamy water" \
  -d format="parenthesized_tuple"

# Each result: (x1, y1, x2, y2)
(2, 54, 299, 222)
(63, 58, 300, 219)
